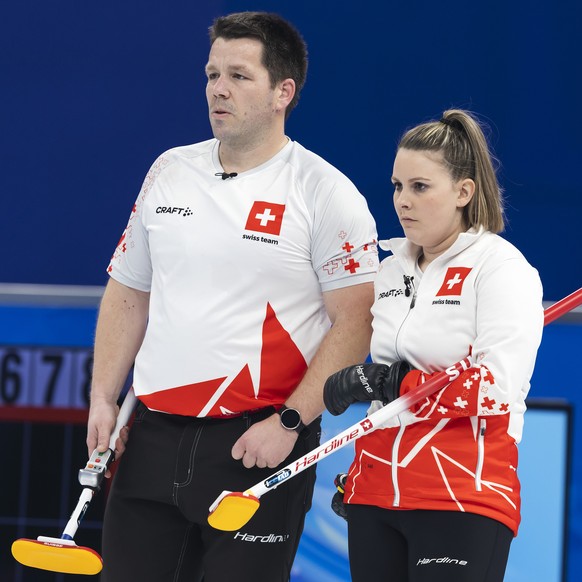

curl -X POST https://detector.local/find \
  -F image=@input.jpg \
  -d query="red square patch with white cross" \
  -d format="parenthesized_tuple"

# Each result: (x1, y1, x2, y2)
(245, 201, 286, 236)
(436, 267, 472, 296)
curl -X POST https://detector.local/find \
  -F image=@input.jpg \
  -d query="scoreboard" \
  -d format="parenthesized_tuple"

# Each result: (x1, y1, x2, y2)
(0, 346, 93, 409)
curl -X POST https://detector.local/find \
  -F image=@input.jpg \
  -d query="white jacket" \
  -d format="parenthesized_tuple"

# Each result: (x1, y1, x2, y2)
(345, 228, 544, 534)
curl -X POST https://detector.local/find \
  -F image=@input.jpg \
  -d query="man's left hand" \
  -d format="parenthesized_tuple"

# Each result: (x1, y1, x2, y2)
(231, 413, 298, 469)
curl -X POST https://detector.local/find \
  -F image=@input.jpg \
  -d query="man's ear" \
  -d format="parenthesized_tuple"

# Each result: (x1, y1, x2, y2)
(457, 178, 476, 208)
(274, 78, 295, 112)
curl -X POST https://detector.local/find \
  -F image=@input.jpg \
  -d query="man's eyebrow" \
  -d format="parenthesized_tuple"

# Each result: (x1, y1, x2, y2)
(205, 62, 254, 74)
(227, 63, 254, 74)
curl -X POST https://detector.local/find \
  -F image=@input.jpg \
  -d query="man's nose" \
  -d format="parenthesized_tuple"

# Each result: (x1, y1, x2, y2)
(212, 75, 230, 98)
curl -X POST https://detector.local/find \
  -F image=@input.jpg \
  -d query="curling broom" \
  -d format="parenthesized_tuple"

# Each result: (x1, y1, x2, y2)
(11, 388, 137, 575)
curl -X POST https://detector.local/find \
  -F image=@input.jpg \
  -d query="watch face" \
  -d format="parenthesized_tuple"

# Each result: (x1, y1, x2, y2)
(280, 407, 301, 430)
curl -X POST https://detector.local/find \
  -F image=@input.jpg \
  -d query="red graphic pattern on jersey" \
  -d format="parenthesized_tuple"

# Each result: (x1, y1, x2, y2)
(138, 303, 307, 417)
(205, 365, 258, 416)
(323, 247, 373, 276)
(345, 363, 524, 533)
(435, 267, 472, 296)
(347, 413, 519, 533)
(400, 365, 498, 418)
(245, 201, 286, 236)
(139, 376, 226, 416)
(258, 303, 308, 401)
(346, 365, 519, 532)
(344, 258, 360, 274)
(108, 231, 128, 272)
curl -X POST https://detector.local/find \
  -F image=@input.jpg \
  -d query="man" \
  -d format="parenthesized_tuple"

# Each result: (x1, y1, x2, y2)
(87, 11, 378, 582)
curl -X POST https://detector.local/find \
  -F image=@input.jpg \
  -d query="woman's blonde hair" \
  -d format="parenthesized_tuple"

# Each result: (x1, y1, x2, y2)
(398, 109, 505, 233)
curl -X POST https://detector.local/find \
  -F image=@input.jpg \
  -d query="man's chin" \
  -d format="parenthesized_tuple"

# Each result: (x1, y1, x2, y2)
(210, 122, 230, 139)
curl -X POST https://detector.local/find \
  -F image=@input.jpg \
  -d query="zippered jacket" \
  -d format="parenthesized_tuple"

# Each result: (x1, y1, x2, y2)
(344, 228, 544, 535)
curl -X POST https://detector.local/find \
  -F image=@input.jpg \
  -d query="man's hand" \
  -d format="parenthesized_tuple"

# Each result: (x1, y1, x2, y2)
(231, 413, 298, 469)
(323, 361, 413, 415)
(86, 399, 128, 478)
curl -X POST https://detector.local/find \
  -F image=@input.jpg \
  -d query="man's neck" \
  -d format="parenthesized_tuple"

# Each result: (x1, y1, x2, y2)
(218, 134, 289, 174)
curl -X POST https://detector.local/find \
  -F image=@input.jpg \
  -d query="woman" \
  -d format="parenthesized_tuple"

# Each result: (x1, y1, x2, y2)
(324, 109, 544, 581)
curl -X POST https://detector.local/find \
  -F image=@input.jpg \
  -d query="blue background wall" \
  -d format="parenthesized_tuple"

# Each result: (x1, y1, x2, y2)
(1, 0, 581, 299)
(1, 0, 581, 579)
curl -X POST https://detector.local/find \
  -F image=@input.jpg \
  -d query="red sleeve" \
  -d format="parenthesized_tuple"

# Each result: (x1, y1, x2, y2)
(400, 366, 497, 419)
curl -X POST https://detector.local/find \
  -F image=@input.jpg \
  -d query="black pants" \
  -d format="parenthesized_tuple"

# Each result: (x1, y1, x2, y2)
(347, 504, 513, 582)
(101, 403, 320, 582)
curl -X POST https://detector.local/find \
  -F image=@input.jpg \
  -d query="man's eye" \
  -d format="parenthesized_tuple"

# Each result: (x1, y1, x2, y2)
(232, 73, 247, 80)
(207, 72, 218, 80)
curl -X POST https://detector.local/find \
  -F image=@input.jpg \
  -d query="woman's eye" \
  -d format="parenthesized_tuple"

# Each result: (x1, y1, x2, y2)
(392, 182, 402, 192)
(413, 182, 427, 192)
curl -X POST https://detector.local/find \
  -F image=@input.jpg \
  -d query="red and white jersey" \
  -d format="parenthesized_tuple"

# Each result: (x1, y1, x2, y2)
(345, 228, 543, 535)
(108, 139, 378, 417)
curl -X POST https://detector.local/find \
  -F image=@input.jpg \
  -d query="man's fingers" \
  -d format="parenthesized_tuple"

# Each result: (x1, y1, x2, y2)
(231, 438, 245, 461)
(119, 425, 130, 443)
(94, 427, 114, 454)
(112, 427, 130, 458)
(242, 454, 257, 469)
(232, 438, 263, 468)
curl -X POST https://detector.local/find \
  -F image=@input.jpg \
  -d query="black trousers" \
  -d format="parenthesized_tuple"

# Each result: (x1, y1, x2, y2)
(347, 504, 513, 582)
(101, 403, 320, 582)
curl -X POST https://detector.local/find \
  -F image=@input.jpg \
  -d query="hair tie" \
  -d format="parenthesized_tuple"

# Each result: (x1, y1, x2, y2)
(440, 117, 453, 127)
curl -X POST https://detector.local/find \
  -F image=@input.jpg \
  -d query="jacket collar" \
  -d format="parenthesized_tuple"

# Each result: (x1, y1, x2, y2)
(380, 227, 487, 270)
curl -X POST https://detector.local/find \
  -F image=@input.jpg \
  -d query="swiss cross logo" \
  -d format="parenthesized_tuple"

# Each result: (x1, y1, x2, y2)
(245, 201, 285, 236)
(359, 419, 373, 432)
(344, 258, 360, 273)
(436, 267, 472, 296)
(482, 396, 496, 410)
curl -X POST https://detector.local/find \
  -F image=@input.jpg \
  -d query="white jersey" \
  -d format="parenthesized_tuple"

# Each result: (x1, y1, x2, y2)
(108, 138, 378, 417)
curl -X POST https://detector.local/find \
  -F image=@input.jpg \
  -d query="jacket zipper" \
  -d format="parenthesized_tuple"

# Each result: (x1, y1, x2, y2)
(475, 419, 486, 491)
(395, 275, 417, 359)
(403, 275, 417, 308)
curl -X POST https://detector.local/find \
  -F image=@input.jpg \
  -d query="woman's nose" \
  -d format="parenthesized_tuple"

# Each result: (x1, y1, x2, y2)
(396, 190, 411, 208)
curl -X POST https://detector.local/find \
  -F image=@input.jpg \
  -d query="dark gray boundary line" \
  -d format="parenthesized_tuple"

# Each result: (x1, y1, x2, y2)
(0, 283, 105, 307)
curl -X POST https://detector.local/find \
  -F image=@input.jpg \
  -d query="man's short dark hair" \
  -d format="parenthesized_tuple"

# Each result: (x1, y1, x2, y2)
(209, 12, 308, 117)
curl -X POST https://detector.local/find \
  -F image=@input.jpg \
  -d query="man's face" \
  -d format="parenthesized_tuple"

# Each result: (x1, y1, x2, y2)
(205, 37, 281, 148)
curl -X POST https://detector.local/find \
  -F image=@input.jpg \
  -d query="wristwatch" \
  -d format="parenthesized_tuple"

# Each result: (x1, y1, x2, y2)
(277, 405, 306, 434)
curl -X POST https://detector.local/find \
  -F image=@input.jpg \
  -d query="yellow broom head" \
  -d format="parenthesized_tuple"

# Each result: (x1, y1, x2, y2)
(12, 537, 103, 575)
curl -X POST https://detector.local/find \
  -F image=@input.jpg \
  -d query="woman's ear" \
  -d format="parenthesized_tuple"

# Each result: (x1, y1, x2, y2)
(457, 178, 476, 208)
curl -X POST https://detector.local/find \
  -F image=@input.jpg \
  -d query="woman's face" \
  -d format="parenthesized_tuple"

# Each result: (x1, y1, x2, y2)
(392, 148, 474, 259)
